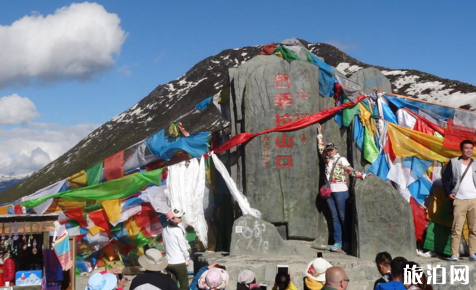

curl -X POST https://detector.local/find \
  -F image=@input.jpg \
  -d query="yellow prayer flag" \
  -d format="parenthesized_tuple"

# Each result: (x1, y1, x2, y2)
(67, 170, 88, 188)
(102, 199, 121, 223)
(358, 103, 376, 137)
(387, 123, 476, 162)
(88, 225, 102, 236)
(125, 218, 141, 237)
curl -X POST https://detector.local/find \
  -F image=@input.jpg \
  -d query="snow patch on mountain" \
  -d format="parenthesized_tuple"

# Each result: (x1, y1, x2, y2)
(0, 172, 33, 193)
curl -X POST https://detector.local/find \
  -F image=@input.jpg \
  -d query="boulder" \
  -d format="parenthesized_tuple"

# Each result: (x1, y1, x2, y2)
(230, 215, 316, 257)
(350, 67, 392, 95)
(352, 176, 416, 260)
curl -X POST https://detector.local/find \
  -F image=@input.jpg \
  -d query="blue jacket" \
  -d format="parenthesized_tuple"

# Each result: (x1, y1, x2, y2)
(375, 281, 406, 290)
(190, 266, 208, 290)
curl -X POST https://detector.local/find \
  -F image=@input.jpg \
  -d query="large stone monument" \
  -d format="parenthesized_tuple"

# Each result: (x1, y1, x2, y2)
(229, 54, 323, 239)
(229, 39, 415, 260)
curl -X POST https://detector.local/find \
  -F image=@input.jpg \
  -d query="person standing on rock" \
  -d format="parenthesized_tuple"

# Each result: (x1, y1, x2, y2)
(442, 139, 476, 261)
(163, 209, 190, 290)
(317, 124, 370, 252)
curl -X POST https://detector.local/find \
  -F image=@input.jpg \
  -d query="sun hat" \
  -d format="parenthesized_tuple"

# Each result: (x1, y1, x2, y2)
(324, 143, 337, 151)
(166, 209, 185, 221)
(305, 258, 332, 282)
(138, 248, 168, 271)
(198, 268, 229, 289)
(86, 273, 117, 290)
(237, 269, 256, 285)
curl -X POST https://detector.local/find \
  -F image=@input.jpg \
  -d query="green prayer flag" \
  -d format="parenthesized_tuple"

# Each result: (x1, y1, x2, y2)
(86, 162, 104, 186)
(134, 232, 150, 248)
(342, 98, 359, 127)
(273, 46, 301, 61)
(21, 167, 164, 208)
(363, 126, 379, 163)
(423, 221, 451, 256)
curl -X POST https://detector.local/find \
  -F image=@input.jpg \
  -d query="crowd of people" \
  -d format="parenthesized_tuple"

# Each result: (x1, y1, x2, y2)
(86, 249, 434, 290)
(374, 252, 432, 290)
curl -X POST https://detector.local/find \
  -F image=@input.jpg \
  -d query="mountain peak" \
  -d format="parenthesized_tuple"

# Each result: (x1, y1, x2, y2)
(1, 40, 475, 202)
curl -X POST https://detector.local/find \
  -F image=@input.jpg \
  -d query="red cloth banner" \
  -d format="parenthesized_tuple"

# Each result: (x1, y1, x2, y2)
(104, 150, 125, 181)
(403, 108, 444, 136)
(443, 119, 475, 150)
(213, 95, 366, 154)
(409, 197, 428, 245)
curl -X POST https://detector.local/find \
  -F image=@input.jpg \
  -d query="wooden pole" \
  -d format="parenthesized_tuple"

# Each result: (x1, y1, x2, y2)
(70, 236, 76, 290)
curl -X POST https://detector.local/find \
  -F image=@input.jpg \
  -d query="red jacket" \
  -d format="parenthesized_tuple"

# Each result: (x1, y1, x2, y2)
(3, 258, 15, 282)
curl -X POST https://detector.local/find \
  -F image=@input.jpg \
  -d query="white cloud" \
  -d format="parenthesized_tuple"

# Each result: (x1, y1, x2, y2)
(0, 122, 100, 175)
(325, 40, 358, 52)
(0, 94, 39, 124)
(0, 2, 127, 88)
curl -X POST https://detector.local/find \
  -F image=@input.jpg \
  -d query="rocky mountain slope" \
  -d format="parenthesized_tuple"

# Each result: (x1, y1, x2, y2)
(2, 39, 476, 203)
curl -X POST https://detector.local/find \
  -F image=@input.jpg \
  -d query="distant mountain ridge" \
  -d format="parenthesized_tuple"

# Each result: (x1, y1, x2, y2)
(2, 39, 476, 203)
(0, 172, 33, 195)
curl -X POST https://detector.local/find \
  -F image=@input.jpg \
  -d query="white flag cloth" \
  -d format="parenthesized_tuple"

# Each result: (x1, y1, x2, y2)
(387, 158, 417, 202)
(22, 179, 66, 215)
(396, 109, 416, 129)
(167, 158, 208, 247)
(139, 185, 170, 214)
(210, 153, 261, 218)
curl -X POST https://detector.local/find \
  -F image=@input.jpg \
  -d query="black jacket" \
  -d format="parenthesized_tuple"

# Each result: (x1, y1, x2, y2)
(130, 271, 178, 290)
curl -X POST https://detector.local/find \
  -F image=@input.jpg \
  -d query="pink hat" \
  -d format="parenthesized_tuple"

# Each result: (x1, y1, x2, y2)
(198, 268, 229, 289)
(167, 209, 185, 221)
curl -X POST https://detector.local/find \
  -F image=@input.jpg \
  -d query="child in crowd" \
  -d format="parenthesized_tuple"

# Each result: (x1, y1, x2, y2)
(375, 257, 408, 290)
(374, 252, 392, 289)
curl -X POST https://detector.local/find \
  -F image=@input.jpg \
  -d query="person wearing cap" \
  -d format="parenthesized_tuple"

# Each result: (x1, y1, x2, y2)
(129, 248, 178, 290)
(305, 258, 332, 290)
(317, 124, 370, 252)
(86, 272, 125, 290)
(163, 209, 190, 290)
(190, 263, 229, 290)
(237, 269, 258, 290)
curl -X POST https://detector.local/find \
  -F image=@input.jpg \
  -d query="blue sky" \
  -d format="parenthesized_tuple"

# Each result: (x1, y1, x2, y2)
(0, 0, 475, 175)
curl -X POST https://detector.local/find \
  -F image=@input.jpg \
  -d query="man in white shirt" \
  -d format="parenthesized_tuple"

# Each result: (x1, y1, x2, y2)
(442, 140, 476, 261)
(162, 209, 190, 290)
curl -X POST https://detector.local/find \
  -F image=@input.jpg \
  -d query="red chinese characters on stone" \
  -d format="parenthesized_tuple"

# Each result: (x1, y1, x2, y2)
(296, 91, 310, 100)
(274, 113, 293, 126)
(262, 136, 271, 166)
(273, 93, 293, 109)
(295, 111, 310, 120)
(273, 73, 293, 89)
(275, 133, 293, 148)
(276, 155, 293, 168)
(300, 134, 307, 143)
